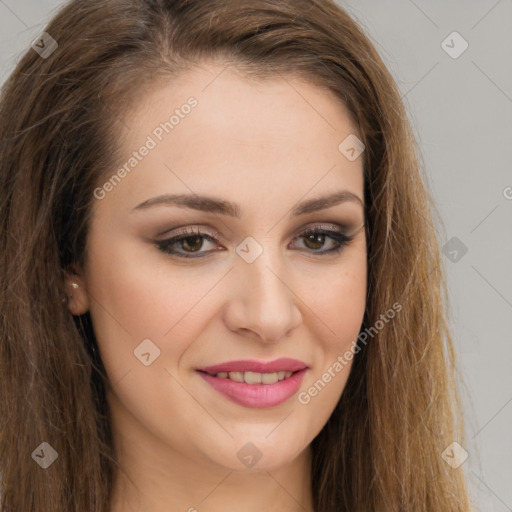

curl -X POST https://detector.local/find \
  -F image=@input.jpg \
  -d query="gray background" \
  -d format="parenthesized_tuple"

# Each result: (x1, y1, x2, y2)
(1, 0, 511, 510)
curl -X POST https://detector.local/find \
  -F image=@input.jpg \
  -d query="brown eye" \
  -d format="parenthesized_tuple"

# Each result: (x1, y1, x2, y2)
(156, 229, 219, 259)
(303, 232, 326, 250)
(292, 228, 354, 254)
(180, 235, 204, 252)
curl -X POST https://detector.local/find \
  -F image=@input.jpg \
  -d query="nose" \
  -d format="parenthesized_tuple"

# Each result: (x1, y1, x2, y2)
(223, 247, 302, 343)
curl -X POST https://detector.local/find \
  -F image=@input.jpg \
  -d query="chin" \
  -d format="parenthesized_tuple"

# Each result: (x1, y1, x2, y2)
(203, 437, 308, 473)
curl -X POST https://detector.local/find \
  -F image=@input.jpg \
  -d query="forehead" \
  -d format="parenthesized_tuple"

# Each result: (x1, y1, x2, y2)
(127, 62, 359, 143)
(98, 62, 364, 216)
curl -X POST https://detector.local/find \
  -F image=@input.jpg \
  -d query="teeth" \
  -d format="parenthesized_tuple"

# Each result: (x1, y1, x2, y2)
(211, 370, 294, 383)
(244, 371, 262, 384)
(229, 371, 244, 382)
(261, 372, 279, 384)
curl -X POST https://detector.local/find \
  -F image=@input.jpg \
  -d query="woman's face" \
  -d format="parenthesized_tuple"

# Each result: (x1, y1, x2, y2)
(68, 62, 367, 473)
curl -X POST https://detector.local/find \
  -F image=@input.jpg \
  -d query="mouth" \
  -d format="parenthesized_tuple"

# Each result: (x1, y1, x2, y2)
(195, 359, 309, 408)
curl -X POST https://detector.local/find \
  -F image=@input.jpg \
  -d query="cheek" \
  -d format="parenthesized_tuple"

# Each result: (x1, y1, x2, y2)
(300, 258, 365, 372)
(84, 243, 219, 443)
(293, 261, 366, 435)
(84, 240, 216, 383)
(300, 258, 367, 347)
(86, 250, 248, 416)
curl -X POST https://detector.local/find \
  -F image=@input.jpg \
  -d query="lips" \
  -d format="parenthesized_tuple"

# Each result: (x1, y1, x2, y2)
(195, 358, 309, 408)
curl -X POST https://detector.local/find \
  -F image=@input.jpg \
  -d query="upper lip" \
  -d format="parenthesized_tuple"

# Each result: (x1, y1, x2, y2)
(196, 358, 308, 374)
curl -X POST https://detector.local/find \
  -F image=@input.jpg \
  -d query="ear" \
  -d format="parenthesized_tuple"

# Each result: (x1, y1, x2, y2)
(64, 264, 90, 316)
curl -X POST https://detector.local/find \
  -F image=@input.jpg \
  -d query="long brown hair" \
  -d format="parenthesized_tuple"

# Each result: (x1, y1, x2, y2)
(0, 0, 473, 510)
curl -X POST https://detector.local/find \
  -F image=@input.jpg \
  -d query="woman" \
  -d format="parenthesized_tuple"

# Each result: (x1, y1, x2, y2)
(0, 0, 473, 510)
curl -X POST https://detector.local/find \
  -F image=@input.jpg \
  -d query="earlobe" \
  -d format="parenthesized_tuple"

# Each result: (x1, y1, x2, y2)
(64, 265, 90, 316)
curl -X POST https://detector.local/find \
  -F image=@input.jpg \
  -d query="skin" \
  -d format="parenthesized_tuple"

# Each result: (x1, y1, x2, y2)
(65, 61, 367, 512)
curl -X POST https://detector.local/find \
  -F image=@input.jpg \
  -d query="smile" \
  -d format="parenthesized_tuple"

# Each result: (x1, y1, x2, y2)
(196, 367, 308, 408)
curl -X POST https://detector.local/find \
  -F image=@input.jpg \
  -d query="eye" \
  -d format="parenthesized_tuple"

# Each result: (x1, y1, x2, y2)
(290, 226, 355, 255)
(155, 224, 356, 259)
(155, 227, 220, 259)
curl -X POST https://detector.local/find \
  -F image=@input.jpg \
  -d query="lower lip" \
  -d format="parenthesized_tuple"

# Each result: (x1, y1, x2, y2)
(197, 369, 308, 408)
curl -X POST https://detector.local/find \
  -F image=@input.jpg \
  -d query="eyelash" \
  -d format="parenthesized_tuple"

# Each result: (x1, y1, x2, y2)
(155, 225, 355, 259)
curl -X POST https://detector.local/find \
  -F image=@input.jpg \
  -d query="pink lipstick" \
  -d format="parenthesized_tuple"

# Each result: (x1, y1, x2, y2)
(196, 358, 308, 408)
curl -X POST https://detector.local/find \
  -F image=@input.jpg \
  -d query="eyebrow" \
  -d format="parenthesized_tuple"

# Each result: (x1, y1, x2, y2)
(131, 190, 364, 217)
